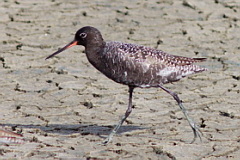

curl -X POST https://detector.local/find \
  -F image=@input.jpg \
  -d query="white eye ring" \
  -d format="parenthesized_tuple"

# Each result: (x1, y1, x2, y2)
(80, 33, 87, 38)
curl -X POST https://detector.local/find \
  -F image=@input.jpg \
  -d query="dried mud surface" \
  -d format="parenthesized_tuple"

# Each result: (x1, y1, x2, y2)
(0, 0, 240, 159)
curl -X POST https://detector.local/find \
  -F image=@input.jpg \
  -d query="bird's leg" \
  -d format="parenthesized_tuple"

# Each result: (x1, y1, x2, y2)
(102, 86, 134, 145)
(159, 85, 202, 143)
(102, 87, 134, 144)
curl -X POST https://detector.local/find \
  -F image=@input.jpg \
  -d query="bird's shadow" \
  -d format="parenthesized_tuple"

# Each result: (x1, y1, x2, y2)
(1, 123, 146, 139)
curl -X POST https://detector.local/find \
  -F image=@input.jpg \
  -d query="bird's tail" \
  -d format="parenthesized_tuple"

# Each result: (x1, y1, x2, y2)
(192, 58, 207, 62)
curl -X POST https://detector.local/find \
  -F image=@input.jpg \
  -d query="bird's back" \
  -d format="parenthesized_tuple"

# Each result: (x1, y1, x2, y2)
(92, 41, 207, 87)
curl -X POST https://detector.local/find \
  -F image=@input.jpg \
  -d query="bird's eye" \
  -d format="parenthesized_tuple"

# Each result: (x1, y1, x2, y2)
(79, 33, 87, 38)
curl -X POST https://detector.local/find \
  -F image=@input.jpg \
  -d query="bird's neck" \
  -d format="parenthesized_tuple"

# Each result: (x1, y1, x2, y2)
(85, 40, 105, 55)
(85, 41, 106, 68)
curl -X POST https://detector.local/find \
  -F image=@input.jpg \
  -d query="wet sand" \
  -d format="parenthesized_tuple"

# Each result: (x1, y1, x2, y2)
(0, 0, 240, 159)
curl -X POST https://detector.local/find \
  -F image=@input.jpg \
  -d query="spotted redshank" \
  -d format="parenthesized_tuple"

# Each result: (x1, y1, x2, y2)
(46, 26, 207, 144)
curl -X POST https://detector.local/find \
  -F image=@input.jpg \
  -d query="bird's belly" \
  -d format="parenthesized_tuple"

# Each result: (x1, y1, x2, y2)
(96, 62, 172, 87)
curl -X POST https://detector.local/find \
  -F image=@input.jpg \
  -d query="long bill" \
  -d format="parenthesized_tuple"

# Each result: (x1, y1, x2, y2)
(46, 40, 78, 60)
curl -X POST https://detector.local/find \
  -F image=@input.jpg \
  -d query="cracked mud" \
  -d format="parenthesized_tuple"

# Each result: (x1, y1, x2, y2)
(0, 0, 240, 159)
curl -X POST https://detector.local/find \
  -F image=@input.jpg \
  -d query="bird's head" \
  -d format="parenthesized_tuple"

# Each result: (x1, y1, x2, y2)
(46, 26, 103, 60)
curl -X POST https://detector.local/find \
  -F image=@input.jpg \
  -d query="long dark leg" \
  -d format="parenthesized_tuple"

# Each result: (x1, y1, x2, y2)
(159, 85, 202, 143)
(102, 86, 134, 145)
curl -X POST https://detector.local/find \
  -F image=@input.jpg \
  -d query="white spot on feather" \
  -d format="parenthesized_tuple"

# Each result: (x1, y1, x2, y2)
(124, 71, 127, 77)
(156, 67, 174, 77)
(142, 63, 150, 73)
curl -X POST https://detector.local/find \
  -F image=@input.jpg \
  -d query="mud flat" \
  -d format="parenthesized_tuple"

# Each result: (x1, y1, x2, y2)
(0, 0, 240, 159)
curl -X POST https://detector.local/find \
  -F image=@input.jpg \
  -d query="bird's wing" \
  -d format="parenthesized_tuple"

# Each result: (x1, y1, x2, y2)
(117, 42, 206, 66)
(163, 54, 207, 66)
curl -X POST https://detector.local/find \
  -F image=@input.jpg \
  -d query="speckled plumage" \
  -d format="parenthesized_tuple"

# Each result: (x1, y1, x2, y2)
(46, 26, 207, 144)
(94, 41, 207, 87)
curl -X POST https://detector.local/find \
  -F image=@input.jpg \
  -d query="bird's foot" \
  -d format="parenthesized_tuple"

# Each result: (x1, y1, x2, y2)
(190, 124, 203, 143)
